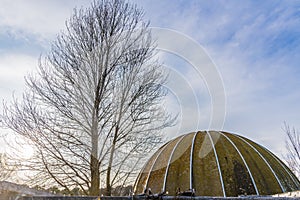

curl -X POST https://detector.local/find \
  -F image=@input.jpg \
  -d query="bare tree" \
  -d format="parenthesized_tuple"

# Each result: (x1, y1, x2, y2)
(104, 57, 168, 195)
(283, 122, 300, 179)
(1, 0, 173, 196)
(0, 153, 17, 182)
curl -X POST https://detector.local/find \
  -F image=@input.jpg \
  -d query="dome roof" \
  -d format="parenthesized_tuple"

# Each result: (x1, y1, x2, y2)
(134, 131, 300, 197)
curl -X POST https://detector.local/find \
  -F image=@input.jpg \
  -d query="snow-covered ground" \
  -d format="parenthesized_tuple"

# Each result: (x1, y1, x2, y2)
(272, 190, 300, 198)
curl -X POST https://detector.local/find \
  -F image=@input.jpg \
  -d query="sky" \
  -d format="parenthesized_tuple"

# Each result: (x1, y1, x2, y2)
(0, 0, 300, 159)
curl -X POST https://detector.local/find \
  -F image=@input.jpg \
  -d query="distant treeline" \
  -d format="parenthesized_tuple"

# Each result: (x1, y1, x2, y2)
(0, 181, 133, 197)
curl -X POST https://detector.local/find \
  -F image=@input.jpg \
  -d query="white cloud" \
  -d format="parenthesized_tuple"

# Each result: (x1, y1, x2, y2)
(0, 0, 92, 44)
(0, 53, 37, 102)
(1, 0, 299, 158)
(136, 0, 300, 157)
(0, 0, 93, 101)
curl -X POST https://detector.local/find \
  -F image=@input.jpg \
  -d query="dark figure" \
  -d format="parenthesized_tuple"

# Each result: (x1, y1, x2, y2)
(178, 188, 195, 196)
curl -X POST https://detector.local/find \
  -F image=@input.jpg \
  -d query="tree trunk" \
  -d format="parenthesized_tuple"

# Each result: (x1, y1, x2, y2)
(90, 154, 100, 195)
(105, 162, 112, 196)
(90, 112, 100, 196)
(0, 0, 173, 193)
(106, 126, 118, 196)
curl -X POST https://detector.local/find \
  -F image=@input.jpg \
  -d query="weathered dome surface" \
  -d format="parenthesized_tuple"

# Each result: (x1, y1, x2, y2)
(134, 131, 300, 197)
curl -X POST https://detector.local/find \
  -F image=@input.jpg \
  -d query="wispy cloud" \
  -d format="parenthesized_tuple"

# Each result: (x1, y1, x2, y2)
(136, 0, 300, 155)
(1, 0, 299, 157)
(0, 0, 93, 97)
(0, 0, 91, 53)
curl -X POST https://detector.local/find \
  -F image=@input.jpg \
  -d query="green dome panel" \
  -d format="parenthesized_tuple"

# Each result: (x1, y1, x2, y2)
(134, 131, 300, 197)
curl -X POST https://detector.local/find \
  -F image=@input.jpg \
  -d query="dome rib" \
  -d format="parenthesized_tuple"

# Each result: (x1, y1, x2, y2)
(233, 133, 285, 193)
(145, 142, 168, 190)
(206, 131, 226, 197)
(163, 135, 185, 192)
(189, 132, 197, 190)
(134, 161, 146, 193)
(135, 131, 300, 196)
(218, 131, 259, 195)
(262, 145, 300, 188)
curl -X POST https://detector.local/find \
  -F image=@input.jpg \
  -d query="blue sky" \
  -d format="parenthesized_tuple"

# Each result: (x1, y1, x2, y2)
(0, 0, 300, 158)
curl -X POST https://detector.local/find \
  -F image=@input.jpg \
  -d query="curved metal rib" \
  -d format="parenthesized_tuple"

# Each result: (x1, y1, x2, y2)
(133, 162, 147, 193)
(162, 135, 185, 192)
(189, 132, 198, 190)
(206, 131, 226, 197)
(219, 131, 259, 195)
(261, 145, 300, 188)
(145, 143, 169, 190)
(234, 134, 285, 192)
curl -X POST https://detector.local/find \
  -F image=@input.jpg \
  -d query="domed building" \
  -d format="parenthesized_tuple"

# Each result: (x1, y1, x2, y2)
(134, 131, 300, 197)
